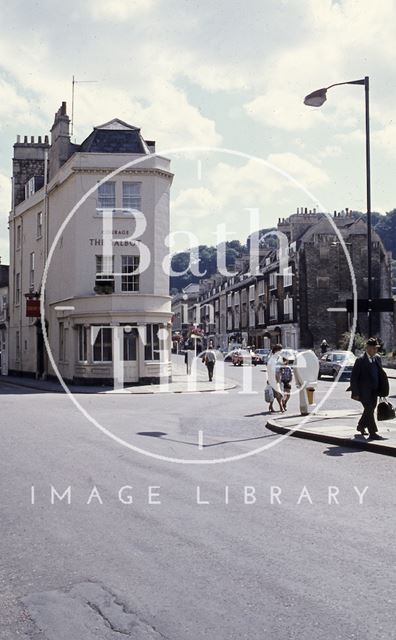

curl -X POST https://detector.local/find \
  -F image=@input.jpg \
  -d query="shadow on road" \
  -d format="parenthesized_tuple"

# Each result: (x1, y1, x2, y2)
(137, 430, 276, 448)
(323, 445, 366, 457)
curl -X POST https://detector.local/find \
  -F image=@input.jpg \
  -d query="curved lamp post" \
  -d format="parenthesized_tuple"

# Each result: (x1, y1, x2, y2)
(304, 76, 373, 336)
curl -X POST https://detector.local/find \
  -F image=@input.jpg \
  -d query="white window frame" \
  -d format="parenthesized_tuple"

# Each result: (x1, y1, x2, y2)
(37, 211, 43, 238)
(16, 224, 21, 250)
(145, 324, 160, 361)
(78, 326, 89, 362)
(15, 273, 20, 306)
(92, 327, 113, 363)
(98, 181, 116, 209)
(270, 297, 278, 320)
(29, 252, 35, 292)
(121, 255, 140, 292)
(122, 182, 142, 211)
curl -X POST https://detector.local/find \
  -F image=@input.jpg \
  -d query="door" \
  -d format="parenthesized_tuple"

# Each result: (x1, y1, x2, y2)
(122, 328, 138, 383)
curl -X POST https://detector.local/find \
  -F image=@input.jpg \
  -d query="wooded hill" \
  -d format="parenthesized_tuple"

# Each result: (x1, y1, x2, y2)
(170, 210, 396, 293)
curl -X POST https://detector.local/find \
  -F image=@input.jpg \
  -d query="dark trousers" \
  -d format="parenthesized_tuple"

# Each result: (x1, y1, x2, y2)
(206, 362, 215, 381)
(358, 395, 378, 435)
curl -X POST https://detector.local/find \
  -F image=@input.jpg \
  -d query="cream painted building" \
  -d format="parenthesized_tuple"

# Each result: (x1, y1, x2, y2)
(9, 103, 173, 385)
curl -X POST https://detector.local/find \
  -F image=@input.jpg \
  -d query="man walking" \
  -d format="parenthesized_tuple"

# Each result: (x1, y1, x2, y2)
(203, 346, 216, 382)
(350, 337, 389, 439)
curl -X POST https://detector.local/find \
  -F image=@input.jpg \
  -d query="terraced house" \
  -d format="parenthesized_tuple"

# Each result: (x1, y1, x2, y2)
(197, 209, 393, 351)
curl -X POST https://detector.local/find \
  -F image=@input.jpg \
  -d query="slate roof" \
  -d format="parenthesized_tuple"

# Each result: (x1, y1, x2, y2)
(79, 118, 151, 154)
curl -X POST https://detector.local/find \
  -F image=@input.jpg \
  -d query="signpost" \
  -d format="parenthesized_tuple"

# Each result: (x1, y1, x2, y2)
(346, 298, 394, 313)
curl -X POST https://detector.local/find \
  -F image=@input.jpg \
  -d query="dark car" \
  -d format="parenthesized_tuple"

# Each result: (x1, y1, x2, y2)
(231, 349, 260, 366)
(254, 348, 271, 365)
(318, 350, 356, 381)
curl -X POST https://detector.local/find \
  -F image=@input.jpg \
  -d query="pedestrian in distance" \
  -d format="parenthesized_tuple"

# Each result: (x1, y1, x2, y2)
(350, 337, 389, 439)
(279, 357, 293, 410)
(266, 343, 284, 412)
(320, 339, 329, 355)
(202, 346, 216, 382)
(185, 349, 194, 375)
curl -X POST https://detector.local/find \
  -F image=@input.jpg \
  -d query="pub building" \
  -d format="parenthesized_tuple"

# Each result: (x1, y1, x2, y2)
(9, 103, 173, 385)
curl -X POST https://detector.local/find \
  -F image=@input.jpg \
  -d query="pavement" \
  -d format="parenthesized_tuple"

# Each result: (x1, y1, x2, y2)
(0, 355, 236, 395)
(266, 369, 396, 456)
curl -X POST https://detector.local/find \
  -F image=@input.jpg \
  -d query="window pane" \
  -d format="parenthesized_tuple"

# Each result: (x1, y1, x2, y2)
(122, 182, 141, 210)
(98, 182, 116, 208)
(121, 255, 140, 292)
(144, 325, 152, 360)
(78, 326, 88, 361)
(93, 330, 102, 361)
(153, 323, 160, 361)
(102, 327, 113, 361)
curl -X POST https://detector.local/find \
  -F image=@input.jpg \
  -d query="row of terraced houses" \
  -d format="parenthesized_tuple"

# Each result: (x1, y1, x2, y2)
(172, 209, 394, 352)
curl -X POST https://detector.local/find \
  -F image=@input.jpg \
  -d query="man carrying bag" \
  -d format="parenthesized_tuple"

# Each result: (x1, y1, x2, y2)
(350, 337, 389, 440)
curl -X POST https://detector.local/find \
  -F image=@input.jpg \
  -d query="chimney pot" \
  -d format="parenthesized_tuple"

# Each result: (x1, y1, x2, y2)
(44, 135, 49, 143)
(304, 207, 308, 214)
(24, 136, 28, 143)
(31, 136, 34, 143)
(38, 135, 42, 143)
(17, 135, 20, 143)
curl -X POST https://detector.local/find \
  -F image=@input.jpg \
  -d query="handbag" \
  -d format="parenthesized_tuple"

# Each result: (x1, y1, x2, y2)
(377, 398, 396, 421)
(265, 383, 274, 403)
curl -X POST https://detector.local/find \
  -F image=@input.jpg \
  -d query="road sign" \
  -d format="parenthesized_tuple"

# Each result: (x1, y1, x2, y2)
(346, 298, 394, 313)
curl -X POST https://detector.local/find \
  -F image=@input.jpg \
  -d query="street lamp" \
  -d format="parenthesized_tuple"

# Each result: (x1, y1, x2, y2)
(304, 76, 373, 336)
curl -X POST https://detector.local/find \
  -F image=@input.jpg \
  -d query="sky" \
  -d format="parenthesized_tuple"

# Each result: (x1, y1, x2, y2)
(0, 0, 395, 261)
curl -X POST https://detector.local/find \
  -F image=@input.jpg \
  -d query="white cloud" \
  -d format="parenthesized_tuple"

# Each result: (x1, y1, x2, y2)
(89, 0, 157, 21)
(372, 123, 396, 157)
(172, 187, 221, 221)
(244, 89, 327, 131)
(0, 173, 10, 262)
(318, 145, 342, 159)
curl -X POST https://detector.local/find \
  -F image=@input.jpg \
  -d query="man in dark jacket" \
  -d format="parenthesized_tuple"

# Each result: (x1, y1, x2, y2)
(350, 337, 389, 439)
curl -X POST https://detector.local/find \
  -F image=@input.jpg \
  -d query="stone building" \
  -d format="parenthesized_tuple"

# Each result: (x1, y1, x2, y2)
(194, 208, 393, 351)
(8, 103, 173, 385)
(0, 263, 9, 375)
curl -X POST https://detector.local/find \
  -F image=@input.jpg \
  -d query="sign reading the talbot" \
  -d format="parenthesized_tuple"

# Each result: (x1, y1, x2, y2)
(90, 229, 136, 247)
(89, 239, 137, 246)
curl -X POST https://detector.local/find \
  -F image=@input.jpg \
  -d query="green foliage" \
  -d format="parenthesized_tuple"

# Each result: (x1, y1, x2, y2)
(373, 209, 396, 256)
(170, 241, 249, 291)
(340, 331, 367, 353)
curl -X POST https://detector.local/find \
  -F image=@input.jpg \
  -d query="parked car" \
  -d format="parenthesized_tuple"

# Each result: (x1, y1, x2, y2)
(231, 349, 260, 366)
(254, 348, 271, 364)
(318, 350, 356, 381)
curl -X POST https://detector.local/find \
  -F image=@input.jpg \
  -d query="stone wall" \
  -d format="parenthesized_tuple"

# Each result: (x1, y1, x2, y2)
(13, 139, 49, 207)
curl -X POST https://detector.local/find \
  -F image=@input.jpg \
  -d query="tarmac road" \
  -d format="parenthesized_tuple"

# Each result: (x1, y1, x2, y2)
(1, 365, 396, 639)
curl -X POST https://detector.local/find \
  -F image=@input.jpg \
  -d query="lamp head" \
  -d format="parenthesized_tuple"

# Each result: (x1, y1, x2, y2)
(304, 88, 327, 107)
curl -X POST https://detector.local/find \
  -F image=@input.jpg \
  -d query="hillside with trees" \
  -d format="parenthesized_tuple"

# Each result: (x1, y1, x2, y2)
(170, 210, 396, 293)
